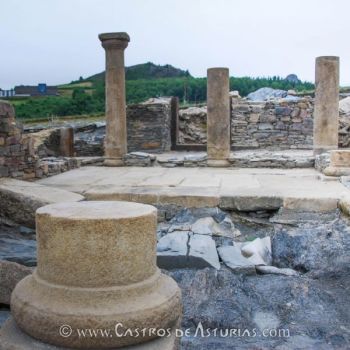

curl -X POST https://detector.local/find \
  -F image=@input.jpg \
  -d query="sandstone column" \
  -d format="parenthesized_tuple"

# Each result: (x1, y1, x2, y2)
(1, 201, 181, 349)
(313, 56, 339, 155)
(59, 127, 74, 157)
(99, 32, 130, 166)
(207, 68, 231, 166)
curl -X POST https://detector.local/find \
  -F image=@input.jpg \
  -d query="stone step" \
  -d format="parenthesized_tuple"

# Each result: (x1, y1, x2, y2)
(0, 178, 84, 228)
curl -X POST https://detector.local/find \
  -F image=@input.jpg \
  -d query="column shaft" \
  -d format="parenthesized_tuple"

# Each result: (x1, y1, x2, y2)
(99, 32, 130, 166)
(207, 68, 230, 166)
(313, 56, 339, 154)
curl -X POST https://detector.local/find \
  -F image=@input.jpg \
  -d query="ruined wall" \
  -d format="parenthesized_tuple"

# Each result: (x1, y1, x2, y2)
(0, 101, 79, 180)
(231, 99, 314, 149)
(74, 98, 174, 156)
(127, 97, 172, 153)
(0, 101, 38, 179)
(178, 98, 350, 150)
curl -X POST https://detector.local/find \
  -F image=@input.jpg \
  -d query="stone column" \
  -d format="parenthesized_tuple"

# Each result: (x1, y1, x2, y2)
(1, 201, 182, 349)
(207, 67, 231, 166)
(99, 32, 130, 166)
(59, 127, 74, 157)
(313, 56, 339, 155)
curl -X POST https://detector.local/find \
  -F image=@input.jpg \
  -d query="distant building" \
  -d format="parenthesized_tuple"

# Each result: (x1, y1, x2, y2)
(0, 89, 15, 97)
(14, 84, 58, 97)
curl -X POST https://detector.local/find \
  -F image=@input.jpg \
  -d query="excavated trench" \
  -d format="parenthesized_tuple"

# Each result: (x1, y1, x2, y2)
(0, 205, 349, 349)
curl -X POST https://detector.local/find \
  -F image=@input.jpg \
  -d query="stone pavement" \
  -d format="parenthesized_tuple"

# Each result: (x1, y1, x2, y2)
(37, 166, 350, 212)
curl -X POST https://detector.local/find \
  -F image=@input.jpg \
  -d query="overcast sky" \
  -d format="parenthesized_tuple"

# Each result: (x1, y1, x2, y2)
(1, 0, 349, 89)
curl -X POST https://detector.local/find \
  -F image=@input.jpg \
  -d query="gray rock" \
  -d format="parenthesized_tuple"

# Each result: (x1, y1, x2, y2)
(247, 88, 287, 101)
(253, 311, 280, 331)
(167, 267, 350, 349)
(256, 265, 299, 276)
(285, 74, 300, 84)
(189, 234, 220, 270)
(241, 237, 272, 265)
(0, 308, 10, 328)
(0, 260, 32, 305)
(0, 233, 37, 266)
(272, 215, 350, 274)
(217, 246, 255, 273)
(123, 152, 156, 166)
(157, 231, 189, 269)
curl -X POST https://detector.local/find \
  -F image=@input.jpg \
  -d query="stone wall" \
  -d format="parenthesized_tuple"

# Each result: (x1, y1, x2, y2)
(127, 97, 173, 153)
(178, 98, 350, 150)
(0, 101, 79, 180)
(74, 97, 174, 156)
(0, 101, 38, 179)
(231, 99, 314, 149)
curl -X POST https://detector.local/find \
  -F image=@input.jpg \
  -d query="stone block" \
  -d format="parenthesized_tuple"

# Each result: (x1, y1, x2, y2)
(0, 260, 32, 305)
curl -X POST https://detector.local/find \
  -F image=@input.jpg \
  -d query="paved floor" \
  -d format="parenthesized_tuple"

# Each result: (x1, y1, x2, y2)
(37, 166, 350, 211)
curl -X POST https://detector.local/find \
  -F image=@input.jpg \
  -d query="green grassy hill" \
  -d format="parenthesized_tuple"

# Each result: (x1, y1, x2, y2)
(84, 62, 191, 83)
(5, 62, 315, 120)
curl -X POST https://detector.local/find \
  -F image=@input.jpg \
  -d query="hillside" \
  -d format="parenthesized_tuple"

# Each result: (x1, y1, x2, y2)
(10, 62, 315, 120)
(86, 62, 191, 82)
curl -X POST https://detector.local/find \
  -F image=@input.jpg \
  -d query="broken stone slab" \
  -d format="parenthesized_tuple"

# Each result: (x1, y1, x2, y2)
(217, 246, 255, 274)
(0, 179, 84, 228)
(256, 265, 299, 276)
(241, 237, 272, 265)
(157, 231, 189, 269)
(123, 152, 156, 167)
(191, 216, 241, 238)
(157, 232, 220, 270)
(188, 234, 220, 270)
(0, 260, 32, 305)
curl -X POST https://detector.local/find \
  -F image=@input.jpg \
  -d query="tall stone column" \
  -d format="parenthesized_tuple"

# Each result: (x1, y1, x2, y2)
(99, 32, 130, 166)
(313, 56, 339, 155)
(207, 67, 231, 166)
(0, 201, 182, 349)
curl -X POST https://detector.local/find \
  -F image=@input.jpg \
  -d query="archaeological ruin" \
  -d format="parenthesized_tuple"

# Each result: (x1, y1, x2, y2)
(0, 32, 349, 350)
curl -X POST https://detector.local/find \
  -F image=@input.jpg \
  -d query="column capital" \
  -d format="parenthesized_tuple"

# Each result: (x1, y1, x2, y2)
(98, 32, 130, 50)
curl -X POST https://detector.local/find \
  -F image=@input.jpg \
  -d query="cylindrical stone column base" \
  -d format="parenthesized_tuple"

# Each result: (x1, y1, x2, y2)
(206, 67, 231, 167)
(4, 201, 182, 349)
(313, 56, 339, 155)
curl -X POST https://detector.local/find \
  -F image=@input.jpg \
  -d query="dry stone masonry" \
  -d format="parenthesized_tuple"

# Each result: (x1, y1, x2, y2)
(0, 101, 37, 179)
(127, 98, 173, 153)
(178, 98, 315, 150)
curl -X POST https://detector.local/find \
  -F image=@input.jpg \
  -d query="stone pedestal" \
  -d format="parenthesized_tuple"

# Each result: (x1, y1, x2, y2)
(0, 201, 181, 349)
(206, 68, 230, 166)
(313, 56, 339, 155)
(99, 32, 130, 166)
(323, 150, 350, 176)
(59, 127, 74, 157)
